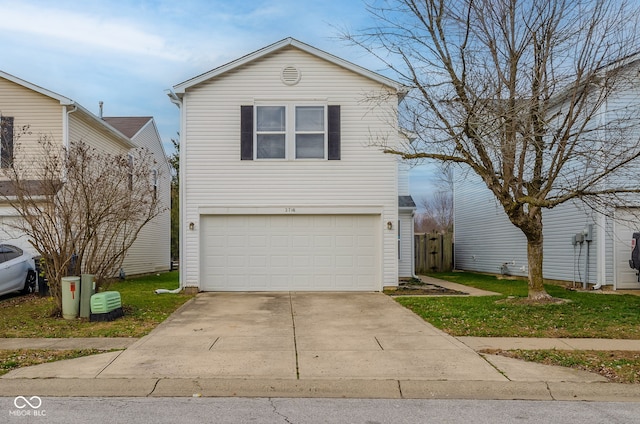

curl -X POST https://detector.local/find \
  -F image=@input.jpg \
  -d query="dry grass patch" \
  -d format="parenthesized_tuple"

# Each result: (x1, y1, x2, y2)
(484, 349, 640, 384)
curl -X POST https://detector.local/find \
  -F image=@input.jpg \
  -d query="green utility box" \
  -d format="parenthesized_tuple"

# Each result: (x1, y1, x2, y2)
(90, 291, 124, 322)
(79, 274, 95, 318)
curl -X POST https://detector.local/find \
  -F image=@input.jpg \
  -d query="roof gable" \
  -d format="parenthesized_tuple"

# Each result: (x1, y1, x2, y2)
(103, 116, 152, 139)
(0, 70, 134, 148)
(173, 37, 406, 95)
(0, 70, 74, 105)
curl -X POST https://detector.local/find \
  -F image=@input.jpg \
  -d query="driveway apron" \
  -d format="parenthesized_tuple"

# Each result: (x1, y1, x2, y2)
(97, 292, 504, 381)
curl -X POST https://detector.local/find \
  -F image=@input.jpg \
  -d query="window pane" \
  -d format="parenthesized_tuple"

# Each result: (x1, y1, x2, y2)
(257, 134, 286, 158)
(296, 134, 324, 158)
(257, 106, 285, 131)
(296, 106, 324, 131)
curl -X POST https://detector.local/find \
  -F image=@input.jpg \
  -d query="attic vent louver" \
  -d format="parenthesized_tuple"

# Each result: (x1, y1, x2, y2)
(281, 66, 301, 85)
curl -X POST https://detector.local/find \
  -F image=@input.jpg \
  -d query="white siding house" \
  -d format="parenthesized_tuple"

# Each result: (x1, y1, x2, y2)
(454, 58, 640, 290)
(0, 71, 169, 276)
(170, 38, 414, 292)
(103, 117, 171, 275)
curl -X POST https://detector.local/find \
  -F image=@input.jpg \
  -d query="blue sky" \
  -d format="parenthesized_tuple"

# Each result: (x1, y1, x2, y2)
(0, 0, 435, 202)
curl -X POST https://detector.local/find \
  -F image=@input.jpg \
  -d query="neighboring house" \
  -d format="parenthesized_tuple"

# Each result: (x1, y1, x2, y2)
(0, 70, 170, 276)
(453, 58, 640, 290)
(169, 37, 415, 292)
(103, 116, 171, 275)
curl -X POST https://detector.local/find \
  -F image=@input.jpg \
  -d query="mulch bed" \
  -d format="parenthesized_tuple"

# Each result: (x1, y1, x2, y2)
(386, 280, 468, 296)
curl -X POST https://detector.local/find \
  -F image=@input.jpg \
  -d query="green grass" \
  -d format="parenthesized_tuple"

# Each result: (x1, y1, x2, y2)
(0, 271, 194, 338)
(397, 272, 640, 338)
(0, 349, 106, 376)
(487, 349, 640, 383)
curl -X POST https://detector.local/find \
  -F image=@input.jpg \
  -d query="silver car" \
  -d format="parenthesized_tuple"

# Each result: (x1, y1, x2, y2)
(0, 244, 36, 297)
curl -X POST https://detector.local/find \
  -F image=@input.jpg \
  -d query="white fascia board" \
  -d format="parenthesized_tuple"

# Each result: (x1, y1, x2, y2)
(173, 37, 408, 95)
(0, 70, 74, 105)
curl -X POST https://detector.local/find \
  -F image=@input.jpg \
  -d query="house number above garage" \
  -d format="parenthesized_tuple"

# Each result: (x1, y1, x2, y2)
(285, 208, 296, 213)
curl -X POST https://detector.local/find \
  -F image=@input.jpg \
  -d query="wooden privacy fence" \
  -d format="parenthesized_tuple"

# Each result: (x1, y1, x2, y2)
(414, 232, 453, 274)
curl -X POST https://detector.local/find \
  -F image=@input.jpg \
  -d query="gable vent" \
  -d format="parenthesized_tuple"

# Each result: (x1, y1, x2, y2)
(281, 66, 301, 85)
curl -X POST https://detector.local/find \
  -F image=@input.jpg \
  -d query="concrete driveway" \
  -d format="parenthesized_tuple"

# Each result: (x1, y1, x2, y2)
(4, 292, 620, 399)
(94, 292, 504, 381)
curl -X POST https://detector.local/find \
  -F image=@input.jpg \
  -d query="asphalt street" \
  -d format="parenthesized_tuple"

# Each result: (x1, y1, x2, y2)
(3, 397, 640, 424)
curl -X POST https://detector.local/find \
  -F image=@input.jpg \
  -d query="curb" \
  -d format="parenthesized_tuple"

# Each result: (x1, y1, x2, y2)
(2, 378, 639, 401)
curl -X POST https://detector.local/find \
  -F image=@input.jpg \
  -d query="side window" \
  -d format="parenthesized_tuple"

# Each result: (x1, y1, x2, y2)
(3, 245, 22, 262)
(1, 116, 14, 168)
(151, 169, 158, 199)
(127, 154, 134, 190)
(0, 245, 8, 264)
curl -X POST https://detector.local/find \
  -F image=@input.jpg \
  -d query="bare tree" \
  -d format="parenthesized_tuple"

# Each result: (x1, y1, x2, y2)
(168, 136, 179, 262)
(415, 164, 453, 233)
(2, 138, 162, 313)
(345, 0, 640, 301)
(416, 191, 453, 233)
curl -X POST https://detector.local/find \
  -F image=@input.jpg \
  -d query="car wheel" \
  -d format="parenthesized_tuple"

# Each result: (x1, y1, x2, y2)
(21, 271, 36, 294)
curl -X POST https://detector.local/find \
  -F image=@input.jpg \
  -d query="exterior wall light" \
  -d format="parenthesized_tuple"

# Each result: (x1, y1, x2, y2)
(387, 221, 393, 230)
(189, 222, 195, 231)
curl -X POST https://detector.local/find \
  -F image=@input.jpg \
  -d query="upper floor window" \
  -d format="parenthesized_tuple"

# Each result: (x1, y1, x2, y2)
(241, 104, 340, 161)
(255, 105, 327, 160)
(256, 106, 286, 159)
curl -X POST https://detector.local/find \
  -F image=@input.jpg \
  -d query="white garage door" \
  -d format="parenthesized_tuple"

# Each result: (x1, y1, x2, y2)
(201, 214, 380, 291)
(614, 208, 640, 289)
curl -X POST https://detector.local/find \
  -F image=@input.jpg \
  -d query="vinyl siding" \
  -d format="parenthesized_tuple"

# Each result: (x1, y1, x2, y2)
(182, 46, 400, 289)
(398, 210, 414, 277)
(453, 64, 640, 288)
(121, 120, 171, 275)
(0, 77, 64, 177)
(68, 113, 129, 155)
(398, 162, 410, 196)
(455, 170, 603, 285)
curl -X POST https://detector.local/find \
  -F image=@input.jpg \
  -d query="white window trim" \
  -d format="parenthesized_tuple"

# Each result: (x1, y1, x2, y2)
(254, 102, 328, 160)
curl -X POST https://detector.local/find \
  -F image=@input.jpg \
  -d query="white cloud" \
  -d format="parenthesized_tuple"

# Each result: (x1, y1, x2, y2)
(0, 3, 186, 61)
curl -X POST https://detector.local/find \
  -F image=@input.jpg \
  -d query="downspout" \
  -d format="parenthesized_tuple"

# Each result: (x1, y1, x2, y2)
(156, 90, 185, 294)
(593, 213, 606, 290)
(411, 209, 419, 279)
(62, 104, 78, 181)
(584, 235, 590, 289)
(63, 104, 78, 149)
(593, 95, 609, 290)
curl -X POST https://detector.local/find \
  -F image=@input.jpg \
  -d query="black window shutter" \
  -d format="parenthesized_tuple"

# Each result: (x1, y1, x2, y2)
(0, 116, 13, 168)
(240, 106, 253, 160)
(328, 105, 340, 160)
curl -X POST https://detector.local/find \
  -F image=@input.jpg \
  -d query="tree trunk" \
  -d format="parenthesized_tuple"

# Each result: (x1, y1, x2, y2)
(526, 231, 552, 301)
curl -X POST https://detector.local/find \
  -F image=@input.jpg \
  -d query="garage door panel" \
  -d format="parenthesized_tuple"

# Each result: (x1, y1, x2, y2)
(201, 214, 379, 291)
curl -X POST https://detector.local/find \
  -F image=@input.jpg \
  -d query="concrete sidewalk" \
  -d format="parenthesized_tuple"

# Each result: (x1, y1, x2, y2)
(1, 292, 640, 401)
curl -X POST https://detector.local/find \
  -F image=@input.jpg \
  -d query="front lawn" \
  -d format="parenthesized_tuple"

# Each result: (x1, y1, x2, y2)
(398, 272, 640, 339)
(0, 271, 194, 338)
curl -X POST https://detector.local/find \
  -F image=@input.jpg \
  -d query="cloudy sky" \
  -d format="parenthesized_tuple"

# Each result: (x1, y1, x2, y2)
(0, 0, 435, 202)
